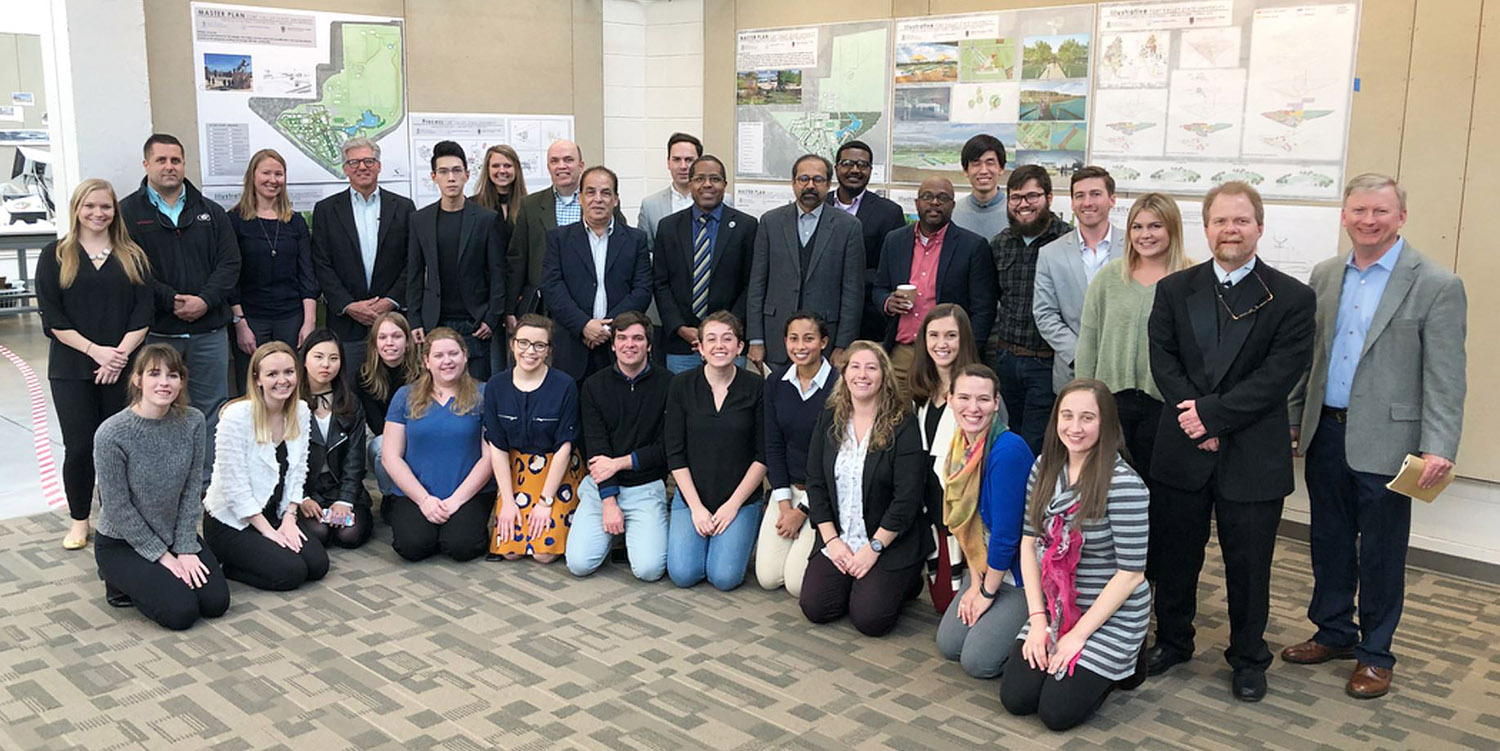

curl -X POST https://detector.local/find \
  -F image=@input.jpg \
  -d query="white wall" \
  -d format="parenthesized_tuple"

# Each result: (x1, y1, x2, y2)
(1287, 473, 1500, 566)
(48, 0, 153, 196)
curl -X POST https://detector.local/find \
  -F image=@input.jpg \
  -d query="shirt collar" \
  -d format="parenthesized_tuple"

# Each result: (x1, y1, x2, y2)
(586, 219, 615, 240)
(1078, 224, 1113, 252)
(781, 358, 833, 394)
(692, 203, 724, 223)
(969, 191, 1001, 209)
(350, 186, 380, 206)
(916, 222, 949, 246)
(556, 187, 579, 205)
(834, 189, 864, 212)
(614, 361, 652, 383)
(800, 203, 824, 221)
(1346, 237, 1404, 272)
(147, 183, 183, 209)
(1212, 255, 1258, 285)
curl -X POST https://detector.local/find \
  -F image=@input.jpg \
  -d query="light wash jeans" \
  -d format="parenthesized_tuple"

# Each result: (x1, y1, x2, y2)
(667, 490, 763, 591)
(367, 434, 395, 497)
(565, 477, 668, 581)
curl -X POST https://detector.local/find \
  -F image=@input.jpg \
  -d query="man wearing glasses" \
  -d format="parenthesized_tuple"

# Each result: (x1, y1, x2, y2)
(988, 164, 1071, 453)
(653, 155, 759, 374)
(310, 136, 416, 369)
(1144, 181, 1315, 704)
(748, 154, 864, 369)
(825, 140, 907, 341)
(872, 176, 996, 385)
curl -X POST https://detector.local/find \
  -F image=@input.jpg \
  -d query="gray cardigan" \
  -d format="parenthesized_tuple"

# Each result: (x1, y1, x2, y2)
(94, 407, 207, 560)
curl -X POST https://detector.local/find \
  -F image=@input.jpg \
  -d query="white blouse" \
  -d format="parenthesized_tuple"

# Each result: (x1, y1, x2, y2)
(831, 421, 871, 554)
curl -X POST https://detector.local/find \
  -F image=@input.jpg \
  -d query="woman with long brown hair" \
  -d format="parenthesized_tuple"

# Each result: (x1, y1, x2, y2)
(36, 178, 154, 549)
(1001, 379, 1150, 731)
(228, 148, 318, 396)
(357, 311, 420, 497)
(294, 330, 372, 549)
(471, 144, 527, 225)
(800, 341, 931, 636)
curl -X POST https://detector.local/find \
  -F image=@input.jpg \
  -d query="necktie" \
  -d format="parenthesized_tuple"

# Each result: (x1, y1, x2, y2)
(692, 215, 712, 319)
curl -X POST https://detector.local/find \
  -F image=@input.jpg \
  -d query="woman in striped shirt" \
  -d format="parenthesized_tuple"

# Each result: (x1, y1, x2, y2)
(1001, 378, 1151, 731)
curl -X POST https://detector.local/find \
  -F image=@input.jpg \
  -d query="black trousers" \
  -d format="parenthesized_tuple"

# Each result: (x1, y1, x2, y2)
(50, 377, 128, 521)
(1000, 641, 1117, 731)
(1303, 413, 1411, 670)
(385, 495, 491, 562)
(95, 534, 230, 630)
(799, 551, 923, 637)
(1114, 389, 1162, 480)
(300, 505, 374, 550)
(230, 314, 303, 398)
(203, 513, 330, 591)
(1150, 481, 1283, 671)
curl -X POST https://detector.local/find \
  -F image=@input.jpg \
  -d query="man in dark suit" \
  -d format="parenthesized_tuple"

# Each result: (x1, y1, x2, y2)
(540, 166, 653, 381)
(406, 140, 507, 380)
(310, 136, 416, 369)
(826, 139, 908, 341)
(654, 154, 758, 374)
(872, 175, 995, 384)
(507, 139, 627, 326)
(747, 154, 865, 369)
(1145, 181, 1316, 702)
(1284, 174, 1466, 700)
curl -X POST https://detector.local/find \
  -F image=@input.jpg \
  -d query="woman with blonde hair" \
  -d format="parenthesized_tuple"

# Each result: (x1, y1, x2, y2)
(471, 144, 527, 225)
(357, 311, 420, 497)
(228, 148, 318, 396)
(203, 341, 328, 591)
(36, 178, 154, 549)
(382, 327, 494, 562)
(800, 341, 931, 636)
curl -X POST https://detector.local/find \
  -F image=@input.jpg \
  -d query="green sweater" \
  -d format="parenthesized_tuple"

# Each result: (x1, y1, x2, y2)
(1076, 259, 1161, 401)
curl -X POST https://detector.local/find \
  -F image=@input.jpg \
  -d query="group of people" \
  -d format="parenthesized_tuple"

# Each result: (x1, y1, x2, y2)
(33, 125, 1465, 730)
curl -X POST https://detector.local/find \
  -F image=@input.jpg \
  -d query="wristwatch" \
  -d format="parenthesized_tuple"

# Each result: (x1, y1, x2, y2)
(535, 495, 555, 507)
(231, 314, 244, 324)
(869, 538, 885, 554)
(979, 582, 998, 599)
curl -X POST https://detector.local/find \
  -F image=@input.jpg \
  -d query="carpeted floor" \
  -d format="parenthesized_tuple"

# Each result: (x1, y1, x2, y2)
(1, 510, 1497, 751)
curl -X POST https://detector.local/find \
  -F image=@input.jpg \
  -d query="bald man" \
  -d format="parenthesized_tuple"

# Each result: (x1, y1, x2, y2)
(872, 176, 997, 383)
(507, 140, 627, 326)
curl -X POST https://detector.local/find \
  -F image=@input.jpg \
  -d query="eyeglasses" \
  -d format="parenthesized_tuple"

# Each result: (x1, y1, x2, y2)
(1217, 269, 1275, 321)
(917, 192, 955, 204)
(1007, 191, 1048, 204)
(689, 174, 726, 185)
(837, 159, 873, 170)
(514, 339, 551, 352)
(344, 157, 379, 168)
(794, 175, 829, 185)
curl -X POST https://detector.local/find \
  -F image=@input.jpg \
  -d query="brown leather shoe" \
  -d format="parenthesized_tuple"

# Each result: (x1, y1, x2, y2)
(1281, 639, 1355, 665)
(1346, 663, 1392, 699)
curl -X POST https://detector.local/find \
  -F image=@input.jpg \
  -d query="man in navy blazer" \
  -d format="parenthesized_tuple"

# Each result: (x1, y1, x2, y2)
(541, 166, 653, 381)
(872, 176, 996, 382)
(826, 140, 908, 341)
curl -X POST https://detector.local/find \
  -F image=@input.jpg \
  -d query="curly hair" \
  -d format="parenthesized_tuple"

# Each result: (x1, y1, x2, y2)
(825, 341, 909, 451)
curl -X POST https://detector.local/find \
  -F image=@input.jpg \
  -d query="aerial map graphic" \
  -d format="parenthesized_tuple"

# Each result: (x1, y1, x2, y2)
(248, 22, 405, 178)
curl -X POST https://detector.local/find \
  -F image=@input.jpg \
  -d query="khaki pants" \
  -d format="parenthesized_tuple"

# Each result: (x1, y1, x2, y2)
(889, 343, 916, 398)
(754, 488, 817, 597)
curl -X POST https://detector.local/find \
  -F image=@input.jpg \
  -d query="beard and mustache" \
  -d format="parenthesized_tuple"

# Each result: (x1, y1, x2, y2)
(1008, 206, 1053, 236)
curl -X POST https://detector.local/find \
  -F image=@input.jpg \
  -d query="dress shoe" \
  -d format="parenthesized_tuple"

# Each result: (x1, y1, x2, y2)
(1231, 668, 1267, 702)
(63, 529, 90, 550)
(1145, 645, 1192, 676)
(1281, 639, 1356, 665)
(1346, 662, 1392, 699)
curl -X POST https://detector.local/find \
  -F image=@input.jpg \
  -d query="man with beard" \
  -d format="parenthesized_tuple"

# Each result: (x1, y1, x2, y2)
(872, 176, 995, 384)
(988, 164, 1070, 453)
(748, 154, 864, 369)
(826, 140, 907, 341)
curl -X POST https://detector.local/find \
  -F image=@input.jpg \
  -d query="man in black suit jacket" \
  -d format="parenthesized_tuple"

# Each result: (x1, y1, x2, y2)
(1145, 182, 1315, 703)
(654, 155, 758, 374)
(827, 140, 908, 341)
(872, 176, 996, 383)
(541, 166, 653, 381)
(406, 141, 508, 380)
(310, 137, 416, 367)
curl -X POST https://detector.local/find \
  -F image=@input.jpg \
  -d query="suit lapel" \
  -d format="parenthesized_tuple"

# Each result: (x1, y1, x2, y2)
(574, 224, 599, 279)
(1360, 248, 1419, 360)
(542, 191, 559, 231)
(456, 200, 476, 265)
(932, 227, 954, 289)
(861, 443, 879, 506)
(374, 188, 393, 248)
(336, 191, 359, 253)
(603, 225, 626, 278)
(782, 208, 802, 275)
(807, 209, 834, 275)
(1185, 266, 1218, 374)
(710, 210, 735, 272)
(1209, 294, 1255, 389)
(419, 207, 439, 270)
(896, 226, 918, 285)
(1060, 232, 1088, 302)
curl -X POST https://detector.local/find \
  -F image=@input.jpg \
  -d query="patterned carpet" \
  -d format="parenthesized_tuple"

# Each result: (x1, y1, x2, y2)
(2, 510, 1497, 751)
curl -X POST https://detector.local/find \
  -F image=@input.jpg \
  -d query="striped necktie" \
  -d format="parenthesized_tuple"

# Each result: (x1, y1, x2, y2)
(692, 214, 712, 319)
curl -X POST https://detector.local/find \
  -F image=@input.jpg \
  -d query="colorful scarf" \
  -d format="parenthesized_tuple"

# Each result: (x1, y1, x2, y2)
(1039, 473, 1085, 676)
(941, 420, 1003, 570)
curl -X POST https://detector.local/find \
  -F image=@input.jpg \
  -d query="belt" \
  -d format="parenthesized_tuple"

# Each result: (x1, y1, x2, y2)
(1322, 406, 1348, 424)
(995, 338, 1053, 358)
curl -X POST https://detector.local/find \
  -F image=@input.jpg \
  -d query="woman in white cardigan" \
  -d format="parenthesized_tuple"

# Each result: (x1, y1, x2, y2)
(203, 341, 328, 590)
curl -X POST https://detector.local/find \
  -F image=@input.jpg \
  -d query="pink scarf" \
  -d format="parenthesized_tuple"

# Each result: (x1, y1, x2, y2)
(1039, 498, 1084, 676)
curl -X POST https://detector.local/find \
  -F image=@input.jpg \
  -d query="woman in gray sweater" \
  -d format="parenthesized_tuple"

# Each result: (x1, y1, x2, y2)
(93, 344, 230, 630)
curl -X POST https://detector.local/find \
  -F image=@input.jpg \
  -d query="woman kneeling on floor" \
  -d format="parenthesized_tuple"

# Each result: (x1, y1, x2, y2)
(94, 344, 229, 629)
(294, 330, 373, 549)
(203, 341, 329, 591)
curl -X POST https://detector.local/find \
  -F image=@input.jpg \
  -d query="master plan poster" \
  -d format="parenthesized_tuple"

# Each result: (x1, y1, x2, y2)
(407, 113, 572, 205)
(191, 3, 412, 193)
(891, 5, 1093, 185)
(735, 22, 890, 181)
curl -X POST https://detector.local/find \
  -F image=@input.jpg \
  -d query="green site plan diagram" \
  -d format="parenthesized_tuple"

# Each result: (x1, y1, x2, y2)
(249, 21, 405, 178)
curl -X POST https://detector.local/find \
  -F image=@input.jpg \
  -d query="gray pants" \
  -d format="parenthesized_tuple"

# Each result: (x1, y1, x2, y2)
(149, 327, 229, 492)
(936, 574, 1029, 679)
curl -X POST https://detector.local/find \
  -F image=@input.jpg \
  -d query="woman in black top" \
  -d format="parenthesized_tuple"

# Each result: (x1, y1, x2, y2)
(664, 310, 766, 590)
(228, 148, 317, 397)
(471, 144, 527, 226)
(357, 311, 419, 498)
(35, 178, 155, 549)
(295, 329, 372, 549)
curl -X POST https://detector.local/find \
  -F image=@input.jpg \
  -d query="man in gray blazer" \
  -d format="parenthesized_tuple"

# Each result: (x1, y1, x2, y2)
(637, 132, 702, 249)
(1284, 173, 1466, 700)
(747, 154, 865, 368)
(1033, 166, 1121, 392)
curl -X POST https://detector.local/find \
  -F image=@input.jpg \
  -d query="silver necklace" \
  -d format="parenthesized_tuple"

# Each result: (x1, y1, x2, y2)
(85, 247, 111, 262)
(258, 217, 281, 257)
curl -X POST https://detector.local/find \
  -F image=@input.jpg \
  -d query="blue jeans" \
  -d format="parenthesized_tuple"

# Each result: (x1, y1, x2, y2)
(992, 349, 1056, 455)
(150, 328, 229, 491)
(367, 434, 395, 497)
(667, 490, 764, 590)
(566, 477, 669, 581)
(665, 353, 745, 374)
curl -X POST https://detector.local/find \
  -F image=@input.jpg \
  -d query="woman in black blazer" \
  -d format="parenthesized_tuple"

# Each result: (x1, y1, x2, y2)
(800, 341, 932, 637)
(295, 329, 372, 549)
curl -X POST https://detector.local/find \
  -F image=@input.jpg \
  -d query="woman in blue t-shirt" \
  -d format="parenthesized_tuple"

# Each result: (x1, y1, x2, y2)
(382, 327, 494, 562)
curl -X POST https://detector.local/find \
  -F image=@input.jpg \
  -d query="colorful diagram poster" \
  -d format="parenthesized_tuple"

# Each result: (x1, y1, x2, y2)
(190, 2, 412, 195)
(891, 5, 1094, 185)
(735, 22, 891, 181)
(406, 113, 572, 205)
